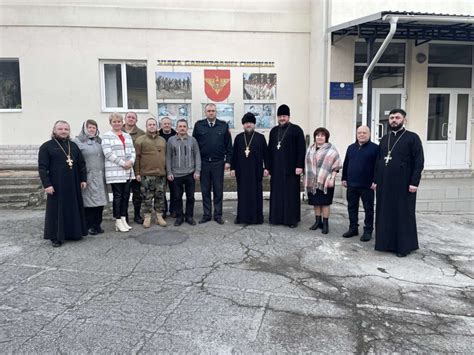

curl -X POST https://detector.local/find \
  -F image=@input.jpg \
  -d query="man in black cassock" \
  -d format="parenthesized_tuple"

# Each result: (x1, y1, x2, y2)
(38, 120, 88, 247)
(268, 104, 306, 228)
(374, 109, 424, 257)
(230, 112, 269, 224)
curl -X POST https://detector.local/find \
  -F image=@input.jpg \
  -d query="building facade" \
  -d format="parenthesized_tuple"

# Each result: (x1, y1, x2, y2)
(1, 0, 473, 210)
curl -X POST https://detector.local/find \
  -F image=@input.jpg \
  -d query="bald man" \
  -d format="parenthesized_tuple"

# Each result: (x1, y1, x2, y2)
(341, 126, 379, 242)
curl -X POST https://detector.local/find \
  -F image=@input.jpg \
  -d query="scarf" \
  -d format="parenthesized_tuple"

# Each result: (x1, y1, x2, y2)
(76, 121, 101, 144)
(304, 142, 342, 194)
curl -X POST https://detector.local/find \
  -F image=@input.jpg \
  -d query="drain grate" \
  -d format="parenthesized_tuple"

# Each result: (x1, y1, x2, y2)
(133, 230, 189, 246)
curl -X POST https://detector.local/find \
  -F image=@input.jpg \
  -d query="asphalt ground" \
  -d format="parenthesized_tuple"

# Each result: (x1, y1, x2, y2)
(1, 200, 473, 353)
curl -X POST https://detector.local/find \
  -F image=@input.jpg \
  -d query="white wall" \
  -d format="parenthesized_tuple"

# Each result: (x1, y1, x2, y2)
(0, 25, 310, 144)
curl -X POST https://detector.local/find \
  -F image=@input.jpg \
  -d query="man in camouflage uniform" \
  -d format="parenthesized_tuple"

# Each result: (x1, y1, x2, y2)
(135, 118, 167, 227)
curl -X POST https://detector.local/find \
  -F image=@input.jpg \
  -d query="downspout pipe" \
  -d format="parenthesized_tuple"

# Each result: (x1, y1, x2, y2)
(361, 15, 398, 135)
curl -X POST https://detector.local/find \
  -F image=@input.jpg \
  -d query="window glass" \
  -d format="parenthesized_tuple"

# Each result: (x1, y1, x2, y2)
(104, 64, 123, 108)
(427, 67, 472, 88)
(126, 63, 147, 109)
(0, 60, 22, 109)
(354, 42, 406, 64)
(429, 44, 472, 65)
(354, 66, 404, 88)
(456, 94, 469, 140)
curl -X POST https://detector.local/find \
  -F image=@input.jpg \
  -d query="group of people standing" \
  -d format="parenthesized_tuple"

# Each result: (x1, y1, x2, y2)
(38, 104, 424, 258)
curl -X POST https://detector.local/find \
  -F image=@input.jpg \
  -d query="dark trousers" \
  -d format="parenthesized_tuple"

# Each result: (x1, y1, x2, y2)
(111, 181, 131, 219)
(200, 160, 225, 219)
(173, 173, 196, 218)
(164, 179, 176, 216)
(84, 206, 104, 230)
(130, 179, 142, 212)
(347, 186, 374, 233)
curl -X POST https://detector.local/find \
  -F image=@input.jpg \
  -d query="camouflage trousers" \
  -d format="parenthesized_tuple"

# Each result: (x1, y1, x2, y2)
(140, 176, 167, 214)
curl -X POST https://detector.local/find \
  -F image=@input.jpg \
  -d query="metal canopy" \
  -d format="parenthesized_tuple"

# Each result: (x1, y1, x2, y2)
(328, 11, 474, 45)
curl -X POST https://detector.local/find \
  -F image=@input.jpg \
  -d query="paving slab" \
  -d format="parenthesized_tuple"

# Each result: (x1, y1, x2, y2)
(0, 201, 473, 353)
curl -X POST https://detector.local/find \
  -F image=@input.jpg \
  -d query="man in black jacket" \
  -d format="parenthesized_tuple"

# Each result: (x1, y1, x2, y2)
(192, 103, 232, 224)
(341, 125, 379, 242)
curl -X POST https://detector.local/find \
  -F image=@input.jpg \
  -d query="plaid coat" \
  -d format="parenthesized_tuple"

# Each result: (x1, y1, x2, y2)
(101, 130, 136, 183)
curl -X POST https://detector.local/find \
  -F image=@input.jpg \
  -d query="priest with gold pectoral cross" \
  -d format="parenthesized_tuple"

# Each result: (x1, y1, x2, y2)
(267, 104, 306, 228)
(38, 120, 88, 247)
(373, 109, 424, 258)
(230, 112, 269, 225)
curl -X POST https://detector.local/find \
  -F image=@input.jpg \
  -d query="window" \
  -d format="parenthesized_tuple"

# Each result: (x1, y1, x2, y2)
(100, 60, 148, 111)
(429, 44, 472, 65)
(354, 66, 404, 88)
(0, 59, 22, 111)
(353, 42, 406, 88)
(428, 44, 473, 88)
(427, 67, 472, 88)
(355, 42, 406, 64)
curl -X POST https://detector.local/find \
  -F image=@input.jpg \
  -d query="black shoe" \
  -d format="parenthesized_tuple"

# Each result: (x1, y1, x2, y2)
(342, 229, 358, 238)
(309, 216, 322, 230)
(88, 228, 98, 236)
(171, 211, 177, 218)
(134, 213, 143, 224)
(289, 224, 297, 228)
(199, 216, 211, 224)
(396, 252, 407, 257)
(174, 217, 184, 226)
(321, 218, 329, 234)
(185, 217, 196, 225)
(360, 231, 372, 242)
(97, 226, 105, 234)
(214, 218, 224, 225)
(51, 240, 62, 248)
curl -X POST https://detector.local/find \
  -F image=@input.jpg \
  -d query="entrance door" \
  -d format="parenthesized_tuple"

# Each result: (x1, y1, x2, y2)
(355, 89, 405, 142)
(425, 90, 471, 168)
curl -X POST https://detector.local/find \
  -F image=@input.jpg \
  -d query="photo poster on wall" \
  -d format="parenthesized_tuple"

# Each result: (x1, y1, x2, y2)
(158, 103, 192, 128)
(243, 73, 277, 100)
(244, 104, 276, 129)
(202, 103, 235, 129)
(156, 72, 192, 100)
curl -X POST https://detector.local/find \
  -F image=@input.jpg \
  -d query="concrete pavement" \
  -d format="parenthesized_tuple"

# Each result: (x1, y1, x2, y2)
(0, 201, 473, 353)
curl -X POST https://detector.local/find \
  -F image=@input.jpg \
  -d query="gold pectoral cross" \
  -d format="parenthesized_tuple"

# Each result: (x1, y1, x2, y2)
(384, 151, 392, 166)
(245, 147, 250, 158)
(66, 155, 74, 169)
(277, 142, 281, 150)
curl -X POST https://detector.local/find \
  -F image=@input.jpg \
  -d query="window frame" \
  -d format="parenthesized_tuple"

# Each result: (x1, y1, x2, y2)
(0, 58, 22, 113)
(99, 59, 149, 113)
(427, 43, 474, 89)
(353, 40, 407, 89)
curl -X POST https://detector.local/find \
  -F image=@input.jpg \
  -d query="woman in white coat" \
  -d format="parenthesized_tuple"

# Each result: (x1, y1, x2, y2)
(101, 113, 136, 232)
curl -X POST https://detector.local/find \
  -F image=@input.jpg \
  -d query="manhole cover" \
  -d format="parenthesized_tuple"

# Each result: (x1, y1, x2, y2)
(134, 230, 189, 246)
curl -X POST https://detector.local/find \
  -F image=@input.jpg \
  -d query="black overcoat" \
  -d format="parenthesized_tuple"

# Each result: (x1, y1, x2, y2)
(374, 129, 424, 254)
(38, 139, 88, 242)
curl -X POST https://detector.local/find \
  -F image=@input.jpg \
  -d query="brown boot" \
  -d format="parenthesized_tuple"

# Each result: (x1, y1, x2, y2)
(156, 212, 167, 227)
(143, 214, 152, 228)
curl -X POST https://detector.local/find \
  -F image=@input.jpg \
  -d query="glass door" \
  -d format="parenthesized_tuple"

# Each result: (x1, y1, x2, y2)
(374, 91, 404, 142)
(425, 90, 471, 168)
(354, 89, 405, 143)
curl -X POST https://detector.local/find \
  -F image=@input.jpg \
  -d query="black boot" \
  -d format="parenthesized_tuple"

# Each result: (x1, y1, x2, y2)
(309, 216, 322, 230)
(321, 218, 329, 234)
(134, 207, 144, 224)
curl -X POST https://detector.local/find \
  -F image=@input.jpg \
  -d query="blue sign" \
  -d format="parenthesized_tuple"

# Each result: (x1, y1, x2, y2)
(330, 82, 354, 100)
